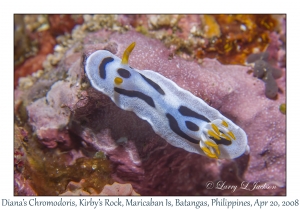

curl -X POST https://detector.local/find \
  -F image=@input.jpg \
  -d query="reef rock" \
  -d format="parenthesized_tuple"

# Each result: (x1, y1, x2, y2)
(100, 182, 140, 196)
(17, 29, 286, 195)
(14, 173, 37, 196)
(60, 180, 139, 196)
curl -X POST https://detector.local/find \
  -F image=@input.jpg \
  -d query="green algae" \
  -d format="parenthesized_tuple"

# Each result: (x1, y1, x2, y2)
(15, 101, 28, 127)
(19, 131, 113, 195)
(279, 103, 286, 115)
(94, 151, 106, 159)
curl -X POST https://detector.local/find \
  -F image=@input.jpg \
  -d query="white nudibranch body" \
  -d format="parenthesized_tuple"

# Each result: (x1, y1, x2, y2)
(85, 42, 249, 159)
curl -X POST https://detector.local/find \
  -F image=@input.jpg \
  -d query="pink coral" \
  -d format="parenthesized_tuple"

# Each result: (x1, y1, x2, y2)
(60, 180, 139, 196)
(60, 179, 94, 196)
(100, 182, 140, 196)
(18, 29, 285, 195)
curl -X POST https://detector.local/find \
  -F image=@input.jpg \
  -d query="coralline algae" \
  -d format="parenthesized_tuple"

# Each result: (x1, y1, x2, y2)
(15, 29, 286, 195)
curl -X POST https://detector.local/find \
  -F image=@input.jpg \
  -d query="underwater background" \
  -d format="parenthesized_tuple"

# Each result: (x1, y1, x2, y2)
(14, 14, 286, 195)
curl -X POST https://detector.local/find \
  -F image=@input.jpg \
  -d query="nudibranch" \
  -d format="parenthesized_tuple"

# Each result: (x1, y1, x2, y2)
(85, 42, 249, 159)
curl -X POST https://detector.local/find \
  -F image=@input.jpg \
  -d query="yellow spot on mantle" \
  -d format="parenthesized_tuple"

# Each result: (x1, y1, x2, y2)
(114, 77, 123, 85)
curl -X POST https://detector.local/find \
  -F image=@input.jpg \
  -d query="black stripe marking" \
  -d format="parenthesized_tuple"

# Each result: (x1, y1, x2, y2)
(117, 68, 131, 78)
(114, 87, 155, 108)
(209, 136, 232, 146)
(139, 73, 165, 95)
(166, 113, 199, 144)
(179, 106, 210, 122)
(99, 57, 114, 79)
(185, 121, 199, 131)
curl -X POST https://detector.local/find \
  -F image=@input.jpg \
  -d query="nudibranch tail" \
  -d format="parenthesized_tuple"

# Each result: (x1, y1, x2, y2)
(121, 42, 136, 65)
(85, 42, 248, 160)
